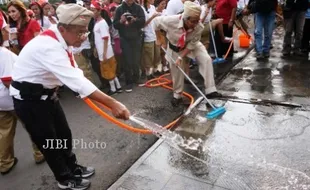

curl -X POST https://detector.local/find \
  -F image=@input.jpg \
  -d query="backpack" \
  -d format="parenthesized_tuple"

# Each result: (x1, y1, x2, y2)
(248, 0, 276, 13)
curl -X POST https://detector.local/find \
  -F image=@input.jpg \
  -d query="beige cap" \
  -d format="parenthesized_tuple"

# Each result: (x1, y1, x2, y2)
(183, 1, 201, 18)
(56, 4, 94, 26)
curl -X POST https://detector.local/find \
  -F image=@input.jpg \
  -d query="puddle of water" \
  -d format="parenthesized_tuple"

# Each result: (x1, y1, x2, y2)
(129, 115, 252, 189)
(130, 115, 310, 189)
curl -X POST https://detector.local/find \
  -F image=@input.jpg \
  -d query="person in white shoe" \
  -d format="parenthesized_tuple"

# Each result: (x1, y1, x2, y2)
(10, 4, 130, 190)
(91, 1, 122, 95)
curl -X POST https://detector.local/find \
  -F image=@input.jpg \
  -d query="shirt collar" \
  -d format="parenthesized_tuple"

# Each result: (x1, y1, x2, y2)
(49, 25, 72, 52)
(178, 15, 184, 29)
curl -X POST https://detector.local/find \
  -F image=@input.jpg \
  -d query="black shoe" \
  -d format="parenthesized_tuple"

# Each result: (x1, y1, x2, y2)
(35, 157, 45, 165)
(293, 49, 307, 57)
(270, 44, 274, 49)
(107, 90, 116, 96)
(263, 52, 270, 58)
(282, 49, 291, 57)
(256, 53, 264, 61)
(171, 98, 183, 107)
(73, 165, 95, 178)
(58, 178, 90, 190)
(116, 88, 123, 93)
(205, 92, 222, 99)
(1, 157, 18, 175)
(153, 71, 161, 77)
(125, 84, 133, 92)
(146, 75, 155, 80)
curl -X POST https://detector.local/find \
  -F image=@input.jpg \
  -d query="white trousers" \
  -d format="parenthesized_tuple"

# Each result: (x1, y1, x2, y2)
(165, 42, 216, 99)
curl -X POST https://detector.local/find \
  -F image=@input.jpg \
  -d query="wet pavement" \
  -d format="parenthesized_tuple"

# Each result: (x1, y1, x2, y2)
(108, 27, 310, 190)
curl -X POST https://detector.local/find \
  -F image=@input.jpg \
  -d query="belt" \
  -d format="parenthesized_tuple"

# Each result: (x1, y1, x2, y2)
(11, 81, 58, 101)
(169, 42, 185, 53)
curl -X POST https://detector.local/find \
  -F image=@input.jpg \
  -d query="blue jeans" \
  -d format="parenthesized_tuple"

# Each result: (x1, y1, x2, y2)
(254, 11, 276, 54)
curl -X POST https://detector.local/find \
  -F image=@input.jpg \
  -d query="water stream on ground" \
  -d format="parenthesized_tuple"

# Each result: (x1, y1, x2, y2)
(130, 115, 310, 190)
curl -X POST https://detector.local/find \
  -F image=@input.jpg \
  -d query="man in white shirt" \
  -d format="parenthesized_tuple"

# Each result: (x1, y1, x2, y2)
(10, 4, 130, 190)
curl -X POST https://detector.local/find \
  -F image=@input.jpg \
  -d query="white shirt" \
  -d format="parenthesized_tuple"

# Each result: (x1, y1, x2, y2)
(0, 47, 17, 110)
(10, 25, 97, 99)
(165, 0, 184, 15)
(142, 5, 157, 42)
(238, 0, 249, 8)
(166, 0, 200, 15)
(200, 5, 212, 24)
(94, 19, 114, 61)
(37, 16, 52, 31)
(72, 39, 91, 54)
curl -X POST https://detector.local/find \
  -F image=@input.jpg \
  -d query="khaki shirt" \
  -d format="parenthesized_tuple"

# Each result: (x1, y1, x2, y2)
(153, 15, 204, 51)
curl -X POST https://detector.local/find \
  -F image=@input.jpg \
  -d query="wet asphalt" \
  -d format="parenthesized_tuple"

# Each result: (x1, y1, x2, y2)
(143, 27, 310, 190)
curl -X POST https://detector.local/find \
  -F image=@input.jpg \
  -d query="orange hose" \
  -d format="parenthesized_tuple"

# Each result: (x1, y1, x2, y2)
(224, 29, 239, 59)
(83, 73, 194, 134)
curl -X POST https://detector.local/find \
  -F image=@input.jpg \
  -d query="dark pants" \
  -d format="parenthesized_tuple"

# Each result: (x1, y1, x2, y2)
(283, 11, 306, 52)
(301, 19, 310, 51)
(215, 24, 234, 57)
(13, 98, 76, 182)
(120, 38, 142, 85)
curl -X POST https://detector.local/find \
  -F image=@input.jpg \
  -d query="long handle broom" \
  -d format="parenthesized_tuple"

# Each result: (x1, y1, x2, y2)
(162, 47, 226, 119)
(209, 20, 227, 64)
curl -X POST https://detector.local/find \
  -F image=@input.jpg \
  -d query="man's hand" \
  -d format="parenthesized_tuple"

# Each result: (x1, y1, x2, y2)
(228, 20, 234, 28)
(152, 12, 161, 18)
(120, 15, 127, 24)
(111, 101, 130, 120)
(129, 16, 137, 24)
(175, 57, 182, 67)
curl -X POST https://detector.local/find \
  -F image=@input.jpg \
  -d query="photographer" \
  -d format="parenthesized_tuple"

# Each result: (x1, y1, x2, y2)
(113, 0, 145, 92)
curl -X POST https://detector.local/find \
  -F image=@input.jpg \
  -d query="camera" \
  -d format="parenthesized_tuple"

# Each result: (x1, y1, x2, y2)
(123, 12, 134, 22)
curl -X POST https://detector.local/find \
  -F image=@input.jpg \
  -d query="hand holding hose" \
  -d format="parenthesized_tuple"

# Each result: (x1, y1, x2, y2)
(111, 101, 130, 120)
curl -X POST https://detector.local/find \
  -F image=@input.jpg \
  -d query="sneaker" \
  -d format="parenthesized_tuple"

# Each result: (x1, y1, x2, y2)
(58, 178, 90, 190)
(1, 157, 18, 175)
(163, 66, 169, 73)
(125, 84, 133, 92)
(107, 90, 116, 96)
(171, 98, 183, 107)
(73, 165, 95, 178)
(116, 88, 123, 93)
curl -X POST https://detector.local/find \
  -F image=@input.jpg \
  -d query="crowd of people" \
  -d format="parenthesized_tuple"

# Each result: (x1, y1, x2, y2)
(0, 0, 310, 190)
